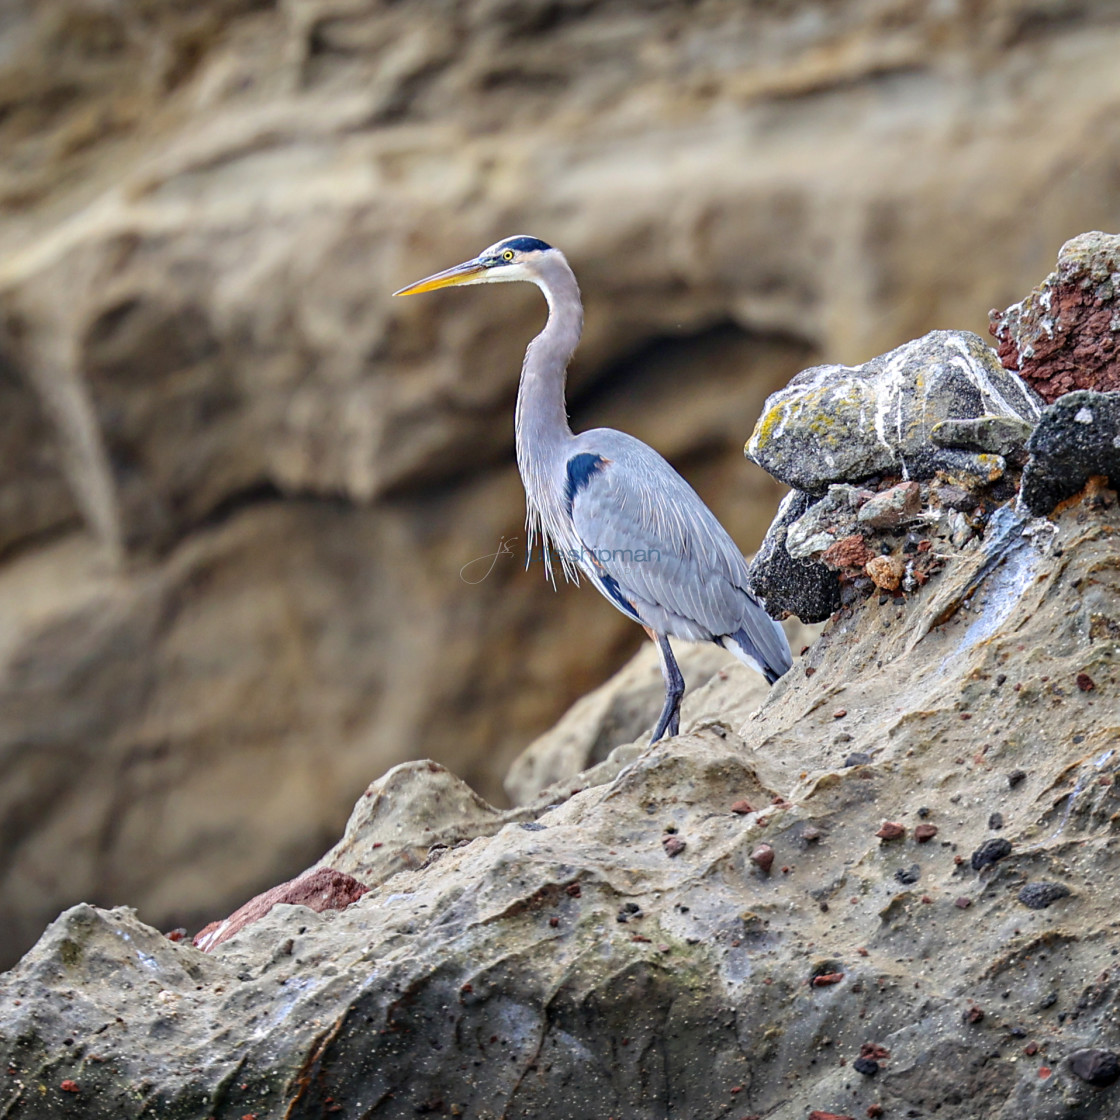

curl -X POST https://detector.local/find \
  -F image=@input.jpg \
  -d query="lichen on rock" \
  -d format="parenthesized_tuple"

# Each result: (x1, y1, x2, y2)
(745, 330, 1042, 494)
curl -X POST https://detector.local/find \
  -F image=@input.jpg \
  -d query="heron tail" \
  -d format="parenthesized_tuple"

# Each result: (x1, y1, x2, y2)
(721, 613, 792, 685)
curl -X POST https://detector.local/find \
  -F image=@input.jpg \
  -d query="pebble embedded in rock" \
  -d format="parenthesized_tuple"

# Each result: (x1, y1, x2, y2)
(662, 835, 686, 857)
(857, 481, 922, 529)
(988, 812, 1003, 830)
(730, 800, 753, 815)
(853, 1057, 880, 1076)
(1076, 672, 1096, 692)
(844, 752, 871, 767)
(865, 554, 904, 592)
(894, 864, 921, 885)
(914, 824, 938, 842)
(955, 897, 972, 909)
(964, 1006, 985, 1024)
(970, 837, 1012, 870)
(1008, 769, 1027, 788)
(750, 844, 775, 873)
(876, 821, 905, 841)
(1069, 1048, 1120, 1087)
(1018, 882, 1071, 910)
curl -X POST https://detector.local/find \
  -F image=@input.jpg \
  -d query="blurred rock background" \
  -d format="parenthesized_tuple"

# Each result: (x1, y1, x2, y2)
(0, 0, 1118, 967)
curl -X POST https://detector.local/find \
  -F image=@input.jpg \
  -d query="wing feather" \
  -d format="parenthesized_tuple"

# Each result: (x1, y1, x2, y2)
(566, 430, 763, 642)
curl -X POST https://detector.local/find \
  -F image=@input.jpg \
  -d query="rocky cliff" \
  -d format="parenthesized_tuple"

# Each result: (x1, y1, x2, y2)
(3, 0, 1120, 970)
(1, 231, 1118, 1117)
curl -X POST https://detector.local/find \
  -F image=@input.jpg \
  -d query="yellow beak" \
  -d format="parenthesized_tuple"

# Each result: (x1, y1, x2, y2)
(393, 257, 488, 297)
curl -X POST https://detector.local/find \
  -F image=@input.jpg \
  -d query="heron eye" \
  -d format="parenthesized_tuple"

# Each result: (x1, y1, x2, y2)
(502, 249, 515, 261)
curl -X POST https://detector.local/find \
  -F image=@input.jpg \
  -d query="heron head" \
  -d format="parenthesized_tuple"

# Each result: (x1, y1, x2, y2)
(393, 236, 554, 296)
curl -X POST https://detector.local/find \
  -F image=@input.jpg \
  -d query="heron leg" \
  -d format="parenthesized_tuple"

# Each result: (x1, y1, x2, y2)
(650, 631, 684, 742)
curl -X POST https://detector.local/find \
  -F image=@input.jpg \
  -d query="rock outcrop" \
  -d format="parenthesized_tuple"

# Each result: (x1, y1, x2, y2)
(4, 226, 1120, 1114)
(4, 0, 1120, 971)
(1, 464, 1117, 1119)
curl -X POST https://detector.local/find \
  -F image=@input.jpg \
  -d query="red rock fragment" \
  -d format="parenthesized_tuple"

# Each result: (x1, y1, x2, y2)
(730, 799, 753, 815)
(914, 824, 939, 842)
(662, 835, 686, 857)
(750, 843, 775, 873)
(1039, 1067, 1052, 1079)
(812, 972, 844, 987)
(548, 917, 559, 928)
(809, 1112, 856, 1120)
(861, 1043, 890, 1061)
(1024, 1041, 1039, 1056)
(989, 233, 1120, 402)
(955, 897, 972, 909)
(164, 928, 187, 942)
(565, 883, 581, 898)
(821, 534, 876, 574)
(60, 1081, 79, 1093)
(965, 1005, 984, 1024)
(194, 866, 370, 952)
(875, 821, 905, 841)
(833, 708, 848, 719)
(1077, 672, 1096, 692)
(867, 1106, 885, 1119)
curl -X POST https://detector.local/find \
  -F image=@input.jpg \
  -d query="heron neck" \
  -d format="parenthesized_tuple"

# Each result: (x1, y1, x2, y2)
(515, 254, 582, 478)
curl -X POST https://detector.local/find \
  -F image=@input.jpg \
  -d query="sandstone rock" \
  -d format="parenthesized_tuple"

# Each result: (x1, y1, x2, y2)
(1020, 390, 1120, 515)
(3, 0, 1120, 977)
(4, 470, 1120, 1120)
(745, 330, 1042, 493)
(990, 232, 1120, 403)
(505, 621, 821, 805)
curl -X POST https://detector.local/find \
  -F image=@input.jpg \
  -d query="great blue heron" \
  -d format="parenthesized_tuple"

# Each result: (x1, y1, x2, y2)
(395, 235, 792, 742)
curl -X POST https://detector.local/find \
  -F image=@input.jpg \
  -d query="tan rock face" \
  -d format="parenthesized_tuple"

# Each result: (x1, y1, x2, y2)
(2, 0, 1120, 965)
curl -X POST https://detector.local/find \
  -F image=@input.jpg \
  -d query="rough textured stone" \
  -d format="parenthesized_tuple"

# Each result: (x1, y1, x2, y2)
(931, 416, 1036, 457)
(1069, 1049, 1120, 1088)
(3, 0, 1120, 975)
(745, 331, 1042, 493)
(857, 481, 922, 529)
(747, 490, 844, 623)
(4, 480, 1120, 1120)
(1020, 390, 1120, 515)
(990, 232, 1120, 403)
(1017, 882, 1071, 911)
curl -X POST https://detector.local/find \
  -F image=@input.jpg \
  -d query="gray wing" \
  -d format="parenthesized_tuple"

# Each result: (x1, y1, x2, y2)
(565, 429, 790, 673)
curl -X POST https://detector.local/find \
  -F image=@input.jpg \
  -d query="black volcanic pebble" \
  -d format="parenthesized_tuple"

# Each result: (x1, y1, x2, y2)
(1018, 882, 1071, 910)
(1069, 1048, 1120, 1087)
(894, 864, 921, 885)
(988, 812, 1004, 830)
(1021, 391, 1120, 515)
(1008, 769, 1027, 788)
(844, 752, 873, 768)
(853, 1057, 880, 1076)
(971, 837, 1012, 870)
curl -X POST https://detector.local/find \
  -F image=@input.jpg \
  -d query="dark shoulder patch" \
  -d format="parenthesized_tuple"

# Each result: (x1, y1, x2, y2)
(565, 453, 607, 512)
(501, 236, 552, 254)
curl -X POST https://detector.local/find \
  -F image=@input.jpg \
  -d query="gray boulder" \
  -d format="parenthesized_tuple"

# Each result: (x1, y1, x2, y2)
(745, 330, 1042, 493)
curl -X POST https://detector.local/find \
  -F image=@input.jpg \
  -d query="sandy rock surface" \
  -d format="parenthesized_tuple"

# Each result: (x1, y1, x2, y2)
(1, 472, 1118, 1117)
(3, 0, 1120, 976)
